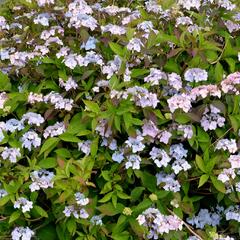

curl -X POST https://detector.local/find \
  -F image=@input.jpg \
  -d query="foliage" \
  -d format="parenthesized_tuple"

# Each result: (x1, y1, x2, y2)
(0, 0, 240, 239)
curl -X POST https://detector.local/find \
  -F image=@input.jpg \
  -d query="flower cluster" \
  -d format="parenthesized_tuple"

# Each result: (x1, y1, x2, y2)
(0, 0, 240, 239)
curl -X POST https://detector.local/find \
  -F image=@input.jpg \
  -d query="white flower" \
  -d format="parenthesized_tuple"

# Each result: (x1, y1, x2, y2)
(159, 130, 172, 144)
(178, 125, 193, 139)
(0, 189, 7, 198)
(125, 154, 141, 169)
(81, 36, 98, 50)
(102, 55, 122, 79)
(37, 0, 54, 7)
(218, 168, 236, 183)
(149, 147, 171, 168)
(172, 159, 191, 174)
(43, 122, 66, 138)
(168, 73, 182, 91)
(90, 215, 103, 226)
(78, 140, 92, 156)
(225, 205, 240, 222)
(33, 13, 51, 26)
(29, 169, 55, 192)
(184, 68, 208, 82)
(101, 24, 126, 35)
(64, 54, 78, 69)
(28, 92, 43, 104)
(144, 68, 167, 86)
(170, 143, 188, 160)
(1, 147, 21, 163)
(156, 172, 180, 192)
(21, 131, 41, 151)
(215, 139, 237, 153)
(112, 151, 124, 163)
(229, 154, 240, 169)
(200, 105, 225, 131)
(176, 16, 193, 27)
(14, 197, 33, 213)
(63, 205, 89, 219)
(0, 92, 7, 109)
(167, 94, 192, 113)
(142, 120, 159, 138)
(178, 0, 201, 10)
(127, 38, 144, 52)
(137, 207, 183, 237)
(75, 192, 89, 206)
(187, 208, 222, 229)
(11, 227, 34, 240)
(59, 77, 78, 91)
(44, 92, 73, 111)
(21, 112, 44, 126)
(5, 119, 24, 132)
(125, 134, 145, 153)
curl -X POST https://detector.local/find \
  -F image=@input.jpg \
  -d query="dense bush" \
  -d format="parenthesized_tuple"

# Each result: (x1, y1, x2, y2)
(1, 0, 240, 239)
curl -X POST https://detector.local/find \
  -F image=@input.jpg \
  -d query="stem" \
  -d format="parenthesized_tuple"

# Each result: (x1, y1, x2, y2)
(167, 208, 203, 240)
(209, 127, 233, 148)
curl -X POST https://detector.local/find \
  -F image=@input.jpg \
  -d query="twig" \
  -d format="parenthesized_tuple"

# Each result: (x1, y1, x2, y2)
(209, 127, 233, 148)
(167, 208, 203, 240)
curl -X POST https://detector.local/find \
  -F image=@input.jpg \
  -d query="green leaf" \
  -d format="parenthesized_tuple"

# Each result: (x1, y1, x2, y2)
(215, 62, 223, 82)
(0, 195, 10, 206)
(131, 69, 149, 78)
(83, 100, 100, 113)
(130, 187, 145, 202)
(229, 115, 239, 132)
(97, 202, 124, 216)
(109, 42, 124, 57)
(90, 136, 99, 157)
(174, 113, 191, 124)
(0, 71, 11, 91)
(141, 172, 156, 192)
(55, 148, 71, 158)
(117, 191, 130, 199)
(37, 224, 58, 240)
(198, 174, 209, 187)
(133, 199, 152, 215)
(197, 126, 210, 143)
(114, 115, 121, 132)
(39, 137, 60, 156)
(38, 157, 57, 169)
(66, 218, 76, 235)
(109, 75, 120, 90)
(9, 211, 21, 223)
(196, 155, 206, 173)
(123, 112, 133, 130)
(99, 192, 113, 203)
(33, 205, 48, 217)
(59, 133, 80, 143)
(210, 176, 226, 193)
(224, 58, 235, 72)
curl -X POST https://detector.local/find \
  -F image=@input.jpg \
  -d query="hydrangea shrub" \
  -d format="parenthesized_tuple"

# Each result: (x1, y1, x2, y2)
(0, 0, 240, 239)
